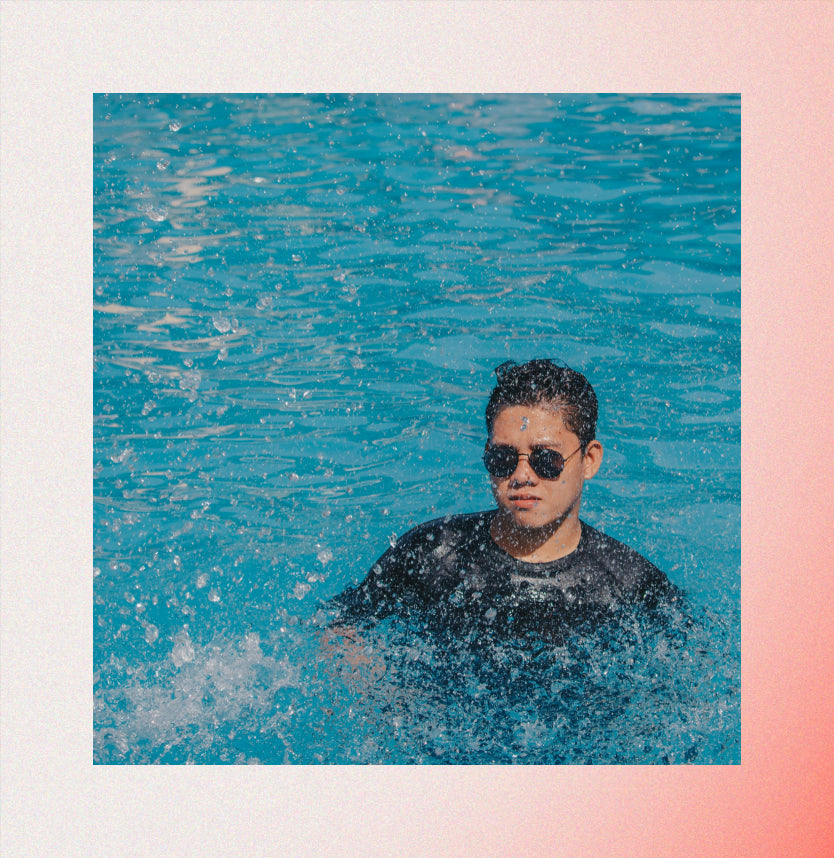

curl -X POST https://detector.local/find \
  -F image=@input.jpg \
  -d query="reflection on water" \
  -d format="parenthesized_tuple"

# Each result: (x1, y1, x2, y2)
(94, 94, 740, 764)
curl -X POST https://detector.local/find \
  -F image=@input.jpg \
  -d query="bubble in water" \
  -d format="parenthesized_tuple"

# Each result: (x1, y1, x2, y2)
(212, 313, 231, 333)
(168, 119, 182, 132)
(196, 573, 208, 589)
(178, 370, 201, 391)
(109, 445, 133, 464)
(317, 548, 333, 565)
(207, 588, 221, 603)
(292, 582, 311, 599)
(170, 632, 195, 667)
(144, 623, 159, 645)
(156, 158, 170, 171)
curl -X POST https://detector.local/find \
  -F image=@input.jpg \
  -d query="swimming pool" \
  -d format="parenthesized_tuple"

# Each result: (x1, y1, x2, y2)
(93, 93, 740, 764)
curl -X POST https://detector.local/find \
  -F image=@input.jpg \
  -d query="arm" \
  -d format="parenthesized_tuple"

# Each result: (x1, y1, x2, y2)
(317, 528, 421, 687)
(318, 623, 387, 688)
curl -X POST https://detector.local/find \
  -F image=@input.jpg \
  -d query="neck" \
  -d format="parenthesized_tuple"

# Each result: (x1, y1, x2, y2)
(489, 511, 582, 563)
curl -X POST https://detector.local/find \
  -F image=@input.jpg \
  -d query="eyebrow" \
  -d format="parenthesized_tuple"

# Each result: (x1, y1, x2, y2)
(490, 439, 564, 450)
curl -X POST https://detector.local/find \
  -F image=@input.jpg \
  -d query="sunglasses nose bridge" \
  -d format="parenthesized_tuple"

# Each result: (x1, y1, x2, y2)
(510, 452, 538, 481)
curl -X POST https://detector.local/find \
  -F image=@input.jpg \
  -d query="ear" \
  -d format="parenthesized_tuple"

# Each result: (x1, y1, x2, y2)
(581, 440, 603, 480)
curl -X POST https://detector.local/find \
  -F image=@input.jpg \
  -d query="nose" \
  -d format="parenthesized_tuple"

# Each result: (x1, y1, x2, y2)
(509, 453, 538, 484)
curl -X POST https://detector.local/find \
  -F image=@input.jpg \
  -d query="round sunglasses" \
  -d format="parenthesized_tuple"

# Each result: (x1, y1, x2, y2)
(483, 444, 582, 480)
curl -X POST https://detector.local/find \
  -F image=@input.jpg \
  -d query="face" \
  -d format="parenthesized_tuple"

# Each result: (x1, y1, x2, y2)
(486, 405, 602, 532)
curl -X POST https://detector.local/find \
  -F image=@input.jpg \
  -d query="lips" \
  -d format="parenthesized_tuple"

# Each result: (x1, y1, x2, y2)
(509, 494, 540, 509)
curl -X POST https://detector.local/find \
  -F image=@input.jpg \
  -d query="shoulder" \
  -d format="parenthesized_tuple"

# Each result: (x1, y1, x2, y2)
(359, 510, 492, 577)
(395, 511, 492, 549)
(379, 511, 492, 573)
(578, 520, 674, 601)
(343, 511, 493, 613)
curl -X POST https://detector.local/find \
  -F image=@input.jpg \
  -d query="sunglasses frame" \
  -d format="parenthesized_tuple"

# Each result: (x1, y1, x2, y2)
(483, 443, 583, 481)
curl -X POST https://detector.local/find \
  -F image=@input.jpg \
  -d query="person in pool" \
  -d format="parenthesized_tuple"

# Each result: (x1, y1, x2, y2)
(327, 359, 682, 646)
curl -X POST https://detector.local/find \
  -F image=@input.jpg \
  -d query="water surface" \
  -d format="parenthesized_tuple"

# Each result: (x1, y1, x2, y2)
(94, 93, 740, 764)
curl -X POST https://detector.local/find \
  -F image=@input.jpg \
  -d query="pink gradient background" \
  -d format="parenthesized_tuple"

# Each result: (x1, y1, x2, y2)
(2, 2, 832, 855)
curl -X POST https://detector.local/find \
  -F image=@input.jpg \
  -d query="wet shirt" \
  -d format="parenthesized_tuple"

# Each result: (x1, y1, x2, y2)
(333, 511, 682, 640)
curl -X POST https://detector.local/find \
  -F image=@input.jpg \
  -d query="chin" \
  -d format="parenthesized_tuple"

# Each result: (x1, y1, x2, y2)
(504, 507, 550, 528)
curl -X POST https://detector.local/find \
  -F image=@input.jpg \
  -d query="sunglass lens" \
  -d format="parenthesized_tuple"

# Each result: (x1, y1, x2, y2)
(529, 448, 564, 479)
(483, 446, 517, 477)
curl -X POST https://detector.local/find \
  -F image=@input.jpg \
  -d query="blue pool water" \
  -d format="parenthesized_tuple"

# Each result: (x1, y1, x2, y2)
(93, 93, 740, 764)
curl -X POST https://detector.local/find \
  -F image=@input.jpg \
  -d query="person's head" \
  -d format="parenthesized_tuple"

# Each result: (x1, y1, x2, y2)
(483, 360, 603, 536)
(485, 359, 598, 449)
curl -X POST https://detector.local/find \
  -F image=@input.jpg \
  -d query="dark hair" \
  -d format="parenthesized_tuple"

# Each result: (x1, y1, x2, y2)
(485, 359, 598, 448)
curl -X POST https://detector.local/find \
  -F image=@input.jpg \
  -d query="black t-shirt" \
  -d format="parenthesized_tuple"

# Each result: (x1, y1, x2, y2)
(333, 511, 682, 640)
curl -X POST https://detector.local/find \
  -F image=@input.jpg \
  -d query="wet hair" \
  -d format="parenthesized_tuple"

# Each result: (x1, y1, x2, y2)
(485, 359, 598, 449)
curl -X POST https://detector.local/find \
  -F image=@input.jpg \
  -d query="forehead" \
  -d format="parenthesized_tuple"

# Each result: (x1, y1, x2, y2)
(490, 404, 575, 443)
